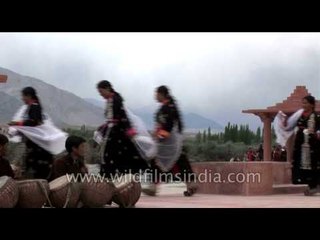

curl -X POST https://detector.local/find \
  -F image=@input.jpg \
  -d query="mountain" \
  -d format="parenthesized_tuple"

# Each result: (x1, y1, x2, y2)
(132, 105, 224, 132)
(183, 113, 224, 132)
(84, 98, 105, 109)
(0, 64, 223, 131)
(83, 100, 224, 131)
(0, 67, 105, 127)
(0, 92, 23, 123)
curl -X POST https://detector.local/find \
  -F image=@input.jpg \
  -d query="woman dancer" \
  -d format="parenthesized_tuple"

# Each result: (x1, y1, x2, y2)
(143, 86, 198, 197)
(96, 80, 150, 178)
(274, 95, 320, 195)
(8, 87, 67, 179)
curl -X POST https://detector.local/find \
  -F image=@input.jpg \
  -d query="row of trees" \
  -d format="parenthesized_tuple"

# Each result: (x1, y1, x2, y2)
(195, 123, 263, 145)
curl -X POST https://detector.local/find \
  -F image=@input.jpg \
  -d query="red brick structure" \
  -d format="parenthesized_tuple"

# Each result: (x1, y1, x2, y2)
(191, 86, 314, 195)
(243, 86, 320, 162)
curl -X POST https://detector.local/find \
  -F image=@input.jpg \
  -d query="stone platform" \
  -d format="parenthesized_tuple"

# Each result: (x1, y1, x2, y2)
(134, 183, 320, 208)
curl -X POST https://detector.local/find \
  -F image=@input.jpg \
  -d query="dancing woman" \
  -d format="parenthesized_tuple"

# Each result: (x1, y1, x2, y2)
(274, 95, 320, 195)
(96, 80, 149, 178)
(8, 87, 67, 179)
(143, 86, 198, 197)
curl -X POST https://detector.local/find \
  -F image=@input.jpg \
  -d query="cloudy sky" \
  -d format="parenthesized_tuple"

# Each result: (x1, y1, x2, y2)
(0, 32, 320, 129)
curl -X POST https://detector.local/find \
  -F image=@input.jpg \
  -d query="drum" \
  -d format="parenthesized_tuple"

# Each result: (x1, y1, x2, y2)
(0, 176, 19, 208)
(80, 179, 115, 208)
(17, 179, 50, 208)
(49, 175, 81, 208)
(112, 174, 142, 208)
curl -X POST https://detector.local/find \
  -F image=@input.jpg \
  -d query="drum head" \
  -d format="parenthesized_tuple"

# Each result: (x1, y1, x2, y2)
(49, 175, 69, 190)
(18, 179, 47, 185)
(0, 176, 10, 189)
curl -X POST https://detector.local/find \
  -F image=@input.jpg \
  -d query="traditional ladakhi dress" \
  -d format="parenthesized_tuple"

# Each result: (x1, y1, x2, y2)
(274, 109, 320, 191)
(8, 101, 67, 179)
(151, 99, 196, 185)
(99, 92, 149, 178)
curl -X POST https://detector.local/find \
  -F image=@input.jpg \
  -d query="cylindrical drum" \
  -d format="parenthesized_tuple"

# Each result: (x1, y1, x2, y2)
(80, 179, 115, 208)
(0, 176, 19, 208)
(17, 179, 50, 208)
(49, 175, 81, 208)
(112, 174, 141, 208)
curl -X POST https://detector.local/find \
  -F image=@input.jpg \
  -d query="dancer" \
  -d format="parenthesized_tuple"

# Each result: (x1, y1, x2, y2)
(274, 95, 320, 195)
(96, 80, 150, 178)
(8, 87, 67, 179)
(143, 86, 198, 197)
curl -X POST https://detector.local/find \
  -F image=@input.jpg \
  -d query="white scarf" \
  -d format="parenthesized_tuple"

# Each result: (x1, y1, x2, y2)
(7, 105, 68, 155)
(94, 100, 157, 161)
(274, 108, 304, 147)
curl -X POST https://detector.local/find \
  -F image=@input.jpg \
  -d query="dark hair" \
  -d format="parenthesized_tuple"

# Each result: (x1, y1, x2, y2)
(156, 85, 184, 133)
(65, 136, 86, 153)
(22, 87, 42, 110)
(303, 95, 316, 107)
(157, 85, 170, 98)
(97, 80, 114, 92)
(0, 134, 9, 146)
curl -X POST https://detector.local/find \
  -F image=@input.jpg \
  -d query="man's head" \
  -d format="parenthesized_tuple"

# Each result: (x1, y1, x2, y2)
(0, 134, 9, 157)
(65, 136, 86, 158)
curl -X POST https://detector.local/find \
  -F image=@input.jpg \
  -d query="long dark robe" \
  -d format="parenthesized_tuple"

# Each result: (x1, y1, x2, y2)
(21, 103, 53, 179)
(100, 93, 148, 178)
(292, 111, 320, 188)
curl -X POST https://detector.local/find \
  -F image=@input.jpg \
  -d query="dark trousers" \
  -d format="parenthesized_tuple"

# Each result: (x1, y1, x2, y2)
(303, 170, 320, 189)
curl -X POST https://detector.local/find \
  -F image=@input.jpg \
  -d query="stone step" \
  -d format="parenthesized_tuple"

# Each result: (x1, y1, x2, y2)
(273, 184, 308, 194)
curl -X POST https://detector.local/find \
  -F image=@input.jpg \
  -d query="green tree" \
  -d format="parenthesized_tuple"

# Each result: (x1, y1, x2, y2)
(203, 130, 207, 143)
(196, 131, 202, 143)
(256, 127, 261, 143)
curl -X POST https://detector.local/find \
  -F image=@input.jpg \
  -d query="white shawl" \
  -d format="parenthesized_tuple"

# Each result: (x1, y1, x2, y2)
(274, 108, 304, 147)
(93, 105, 157, 161)
(7, 105, 68, 155)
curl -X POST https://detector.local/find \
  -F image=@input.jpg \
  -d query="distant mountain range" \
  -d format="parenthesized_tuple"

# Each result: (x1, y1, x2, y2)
(0, 67, 105, 127)
(0, 92, 23, 124)
(0, 66, 224, 131)
(84, 98, 224, 132)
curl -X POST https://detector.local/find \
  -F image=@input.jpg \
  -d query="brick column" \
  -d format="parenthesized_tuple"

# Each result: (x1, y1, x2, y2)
(259, 114, 274, 161)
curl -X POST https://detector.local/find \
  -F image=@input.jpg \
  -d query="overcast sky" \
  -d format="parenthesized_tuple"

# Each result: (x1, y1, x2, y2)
(1, 32, 320, 128)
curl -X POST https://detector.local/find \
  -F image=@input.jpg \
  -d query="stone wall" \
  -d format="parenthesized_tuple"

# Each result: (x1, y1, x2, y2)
(191, 161, 290, 195)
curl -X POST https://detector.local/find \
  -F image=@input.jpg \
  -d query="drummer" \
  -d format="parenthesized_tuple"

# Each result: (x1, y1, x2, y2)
(0, 134, 14, 178)
(50, 136, 88, 180)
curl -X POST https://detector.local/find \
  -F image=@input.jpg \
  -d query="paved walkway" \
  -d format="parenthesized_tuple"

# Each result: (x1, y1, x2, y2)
(134, 183, 320, 208)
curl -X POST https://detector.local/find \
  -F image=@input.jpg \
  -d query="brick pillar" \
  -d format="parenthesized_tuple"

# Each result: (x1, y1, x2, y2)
(260, 114, 273, 161)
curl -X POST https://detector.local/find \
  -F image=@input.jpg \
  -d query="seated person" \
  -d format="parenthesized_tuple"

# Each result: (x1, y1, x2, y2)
(0, 134, 14, 178)
(50, 136, 88, 180)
